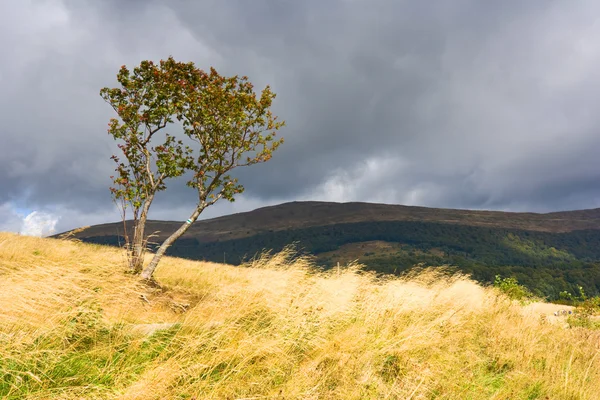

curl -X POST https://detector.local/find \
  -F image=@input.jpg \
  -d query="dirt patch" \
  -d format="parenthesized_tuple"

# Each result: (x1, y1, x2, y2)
(523, 302, 574, 316)
(521, 302, 575, 326)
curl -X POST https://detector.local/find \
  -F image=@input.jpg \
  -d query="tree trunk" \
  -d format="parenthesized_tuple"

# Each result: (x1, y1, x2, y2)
(130, 217, 145, 273)
(140, 205, 205, 280)
(129, 194, 154, 273)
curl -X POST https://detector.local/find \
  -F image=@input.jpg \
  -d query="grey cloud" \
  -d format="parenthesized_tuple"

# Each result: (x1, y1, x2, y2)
(0, 204, 24, 233)
(167, 0, 600, 205)
(1, 0, 600, 234)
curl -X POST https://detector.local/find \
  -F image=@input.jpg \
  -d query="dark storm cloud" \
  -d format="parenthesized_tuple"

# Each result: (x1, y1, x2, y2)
(1, 0, 600, 234)
(165, 0, 600, 208)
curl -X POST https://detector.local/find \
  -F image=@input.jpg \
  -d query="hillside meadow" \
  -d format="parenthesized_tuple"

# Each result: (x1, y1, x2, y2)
(2, 232, 600, 399)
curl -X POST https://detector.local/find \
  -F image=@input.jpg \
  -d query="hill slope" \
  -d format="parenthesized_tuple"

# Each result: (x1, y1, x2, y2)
(60, 201, 600, 299)
(63, 201, 600, 242)
(2, 233, 600, 399)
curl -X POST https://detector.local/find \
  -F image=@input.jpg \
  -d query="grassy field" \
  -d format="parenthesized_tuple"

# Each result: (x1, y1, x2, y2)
(1, 232, 600, 399)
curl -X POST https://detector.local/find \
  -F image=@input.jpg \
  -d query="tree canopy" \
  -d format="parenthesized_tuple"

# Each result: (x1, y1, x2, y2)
(100, 57, 284, 280)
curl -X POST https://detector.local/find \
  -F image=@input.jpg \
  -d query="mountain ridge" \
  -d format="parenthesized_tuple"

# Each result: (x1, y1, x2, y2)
(59, 201, 600, 299)
(58, 201, 600, 243)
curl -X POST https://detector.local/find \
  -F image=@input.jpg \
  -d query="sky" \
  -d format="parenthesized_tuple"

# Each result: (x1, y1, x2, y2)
(1, 0, 600, 236)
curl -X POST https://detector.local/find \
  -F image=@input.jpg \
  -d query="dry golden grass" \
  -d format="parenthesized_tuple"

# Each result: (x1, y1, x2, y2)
(2, 232, 600, 399)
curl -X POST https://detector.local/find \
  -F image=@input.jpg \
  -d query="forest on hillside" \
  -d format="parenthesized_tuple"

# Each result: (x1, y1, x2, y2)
(82, 220, 600, 300)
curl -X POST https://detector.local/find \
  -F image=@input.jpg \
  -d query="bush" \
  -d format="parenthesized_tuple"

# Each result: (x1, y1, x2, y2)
(493, 275, 535, 303)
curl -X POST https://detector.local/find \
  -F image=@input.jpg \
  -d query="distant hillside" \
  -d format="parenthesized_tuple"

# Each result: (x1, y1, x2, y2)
(58, 201, 600, 299)
(61, 201, 600, 241)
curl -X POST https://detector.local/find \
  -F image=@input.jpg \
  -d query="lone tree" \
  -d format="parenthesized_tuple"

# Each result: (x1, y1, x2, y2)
(100, 57, 284, 280)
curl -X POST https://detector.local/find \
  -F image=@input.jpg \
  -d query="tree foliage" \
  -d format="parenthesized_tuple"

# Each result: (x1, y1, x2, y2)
(100, 59, 193, 273)
(100, 57, 284, 279)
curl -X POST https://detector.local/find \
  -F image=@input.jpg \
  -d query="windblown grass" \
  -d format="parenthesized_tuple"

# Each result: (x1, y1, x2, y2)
(1, 232, 600, 399)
